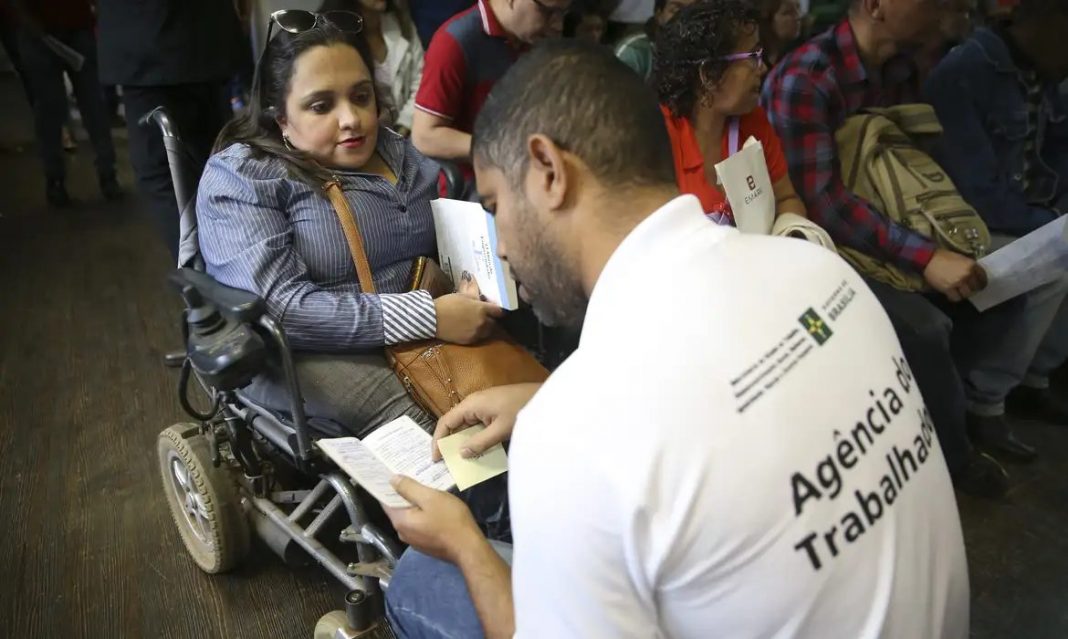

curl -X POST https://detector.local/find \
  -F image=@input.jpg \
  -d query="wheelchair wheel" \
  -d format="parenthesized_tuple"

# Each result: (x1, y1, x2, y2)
(314, 610, 397, 639)
(158, 423, 250, 574)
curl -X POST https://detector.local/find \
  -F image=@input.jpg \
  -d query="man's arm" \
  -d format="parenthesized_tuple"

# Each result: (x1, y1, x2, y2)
(411, 109, 473, 160)
(411, 25, 471, 160)
(386, 478, 515, 638)
(454, 538, 514, 639)
(763, 73, 938, 272)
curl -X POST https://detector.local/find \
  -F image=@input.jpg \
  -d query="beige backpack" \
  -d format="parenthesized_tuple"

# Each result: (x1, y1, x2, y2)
(835, 104, 990, 291)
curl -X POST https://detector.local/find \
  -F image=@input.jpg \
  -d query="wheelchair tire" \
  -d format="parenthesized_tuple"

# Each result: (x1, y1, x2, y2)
(158, 423, 250, 574)
(314, 610, 397, 639)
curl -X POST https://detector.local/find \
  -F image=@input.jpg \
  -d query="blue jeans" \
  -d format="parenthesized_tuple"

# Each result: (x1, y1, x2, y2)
(989, 234, 1068, 390)
(386, 541, 513, 639)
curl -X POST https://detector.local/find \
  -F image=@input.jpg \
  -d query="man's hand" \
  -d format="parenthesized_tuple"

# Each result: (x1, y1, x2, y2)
(385, 476, 484, 564)
(923, 248, 988, 302)
(432, 383, 543, 461)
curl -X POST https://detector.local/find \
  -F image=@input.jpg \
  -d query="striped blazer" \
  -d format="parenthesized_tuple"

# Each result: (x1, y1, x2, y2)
(196, 129, 440, 352)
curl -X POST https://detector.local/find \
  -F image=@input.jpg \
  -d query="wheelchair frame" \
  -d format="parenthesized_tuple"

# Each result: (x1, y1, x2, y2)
(143, 106, 426, 635)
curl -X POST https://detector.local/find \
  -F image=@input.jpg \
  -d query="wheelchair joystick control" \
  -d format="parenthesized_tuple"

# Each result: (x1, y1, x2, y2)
(178, 283, 267, 392)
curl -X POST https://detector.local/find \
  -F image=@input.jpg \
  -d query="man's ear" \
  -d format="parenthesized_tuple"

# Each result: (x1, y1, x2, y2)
(526, 133, 568, 210)
(864, 0, 885, 21)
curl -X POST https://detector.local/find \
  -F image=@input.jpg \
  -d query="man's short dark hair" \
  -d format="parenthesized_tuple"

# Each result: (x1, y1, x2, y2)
(472, 40, 676, 191)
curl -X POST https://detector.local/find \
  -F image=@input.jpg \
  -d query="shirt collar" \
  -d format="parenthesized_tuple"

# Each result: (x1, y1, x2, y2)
(834, 17, 917, 90)
(478, 0, 508, 38)
(834, 19, 869, 86)
(581, 195, 728, 347)
(662, 106, 705, 172)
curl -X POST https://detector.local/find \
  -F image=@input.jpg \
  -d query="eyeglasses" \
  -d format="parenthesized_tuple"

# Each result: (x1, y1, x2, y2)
(252, 11, 364, 111)
(529, 0, 571, 20)
(716, 48, 765, 70)
(268, 9, 364, 37)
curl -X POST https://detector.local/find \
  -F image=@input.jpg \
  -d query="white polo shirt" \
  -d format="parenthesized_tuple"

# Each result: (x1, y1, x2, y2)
(508, 195, 968, 638)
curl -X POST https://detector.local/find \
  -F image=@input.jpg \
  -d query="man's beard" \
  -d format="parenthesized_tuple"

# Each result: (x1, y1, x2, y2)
(509, 202, 588, 330)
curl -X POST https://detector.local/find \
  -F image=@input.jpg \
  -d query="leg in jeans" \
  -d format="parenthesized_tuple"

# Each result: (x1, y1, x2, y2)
(16, 30, 68, 184)
(1026, 290, 1068, 388)
(986, 233, 1068, 391)
(863, 278, 971, 473)
(386, 542, 513, 639)
(62, 29, 117, 181)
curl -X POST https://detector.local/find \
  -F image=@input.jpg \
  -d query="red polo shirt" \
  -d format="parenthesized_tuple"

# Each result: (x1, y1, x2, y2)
(660, 104, 789, 216)
(416, 0, 526, 137)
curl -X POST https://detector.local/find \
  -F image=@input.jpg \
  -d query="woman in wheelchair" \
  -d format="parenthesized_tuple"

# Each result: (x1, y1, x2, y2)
(196, 13, 502, 447)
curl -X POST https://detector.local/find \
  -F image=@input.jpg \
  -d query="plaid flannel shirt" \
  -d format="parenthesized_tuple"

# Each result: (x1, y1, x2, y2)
(761, 19, 938, 273)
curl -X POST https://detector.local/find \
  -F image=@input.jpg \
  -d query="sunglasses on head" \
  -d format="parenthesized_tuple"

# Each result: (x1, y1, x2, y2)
(267, 9, 364, 39)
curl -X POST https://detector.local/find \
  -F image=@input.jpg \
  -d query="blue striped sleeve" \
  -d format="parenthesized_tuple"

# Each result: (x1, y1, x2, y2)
(197, 151, 388, 352)
(380, 290, 437, 345)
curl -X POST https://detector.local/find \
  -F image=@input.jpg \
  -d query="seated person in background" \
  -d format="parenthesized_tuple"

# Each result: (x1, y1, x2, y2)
(926, 0, 1068, 424)
(408, 0, 473, 46)
(382, 41, 969, 639)
(614, 0, 695, 81)
(563, 0, 607, 43)
(655, 0, 807, 223)
(319, 0, 425, 136)
(758, 0, 803, 69)
(197, 13, 502, 441)
(411, 0, 570, 171)
(762, 0, 1067, 494)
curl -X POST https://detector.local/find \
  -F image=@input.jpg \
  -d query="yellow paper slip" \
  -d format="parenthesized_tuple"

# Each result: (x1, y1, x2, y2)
(436, 426, 509, 491)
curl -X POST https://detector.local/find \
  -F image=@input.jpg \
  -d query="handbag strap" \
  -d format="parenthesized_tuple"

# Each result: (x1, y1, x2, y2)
(323, 179, 377, 294)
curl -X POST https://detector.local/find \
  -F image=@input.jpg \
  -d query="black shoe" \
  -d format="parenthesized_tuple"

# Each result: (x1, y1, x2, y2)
(967, 413, 1038, 464)
(46, 179, 72, 208)
(99, 174, 124, 201)
(1007, 385, 1068, 426)
(952, 451, 1009, 499)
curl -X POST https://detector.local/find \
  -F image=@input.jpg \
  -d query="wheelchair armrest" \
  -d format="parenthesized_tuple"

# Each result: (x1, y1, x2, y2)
(438, 160, 468, 200)
(169, 268, 266, 323)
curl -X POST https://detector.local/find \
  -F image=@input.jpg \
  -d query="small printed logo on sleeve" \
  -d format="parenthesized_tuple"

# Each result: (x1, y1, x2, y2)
(800, 308, 833, 345)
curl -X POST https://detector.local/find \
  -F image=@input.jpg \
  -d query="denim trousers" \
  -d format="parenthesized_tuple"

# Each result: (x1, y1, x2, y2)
(385, 541, 514, 639)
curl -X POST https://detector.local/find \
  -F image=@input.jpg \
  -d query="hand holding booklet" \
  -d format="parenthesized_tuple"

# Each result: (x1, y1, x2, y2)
(431, 198, 520, 310)
(316, 417, 508, 508)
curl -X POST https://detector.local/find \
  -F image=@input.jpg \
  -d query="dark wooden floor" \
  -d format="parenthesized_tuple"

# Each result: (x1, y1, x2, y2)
(0, 74, 1066, 638)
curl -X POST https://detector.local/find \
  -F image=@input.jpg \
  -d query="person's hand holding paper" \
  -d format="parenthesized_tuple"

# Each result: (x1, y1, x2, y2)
(432, 383, 543, 461)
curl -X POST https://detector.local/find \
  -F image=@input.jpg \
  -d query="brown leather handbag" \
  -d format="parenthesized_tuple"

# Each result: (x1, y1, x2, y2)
(324, 181, 548, 418)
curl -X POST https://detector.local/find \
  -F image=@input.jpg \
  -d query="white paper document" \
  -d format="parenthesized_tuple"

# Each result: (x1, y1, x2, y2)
(316, 417, 455, 508)
(436, 425, 509, 491)
(715, 136, 775, 235)
(432, 198, 520, 310)
(970, 216, 1068, 312)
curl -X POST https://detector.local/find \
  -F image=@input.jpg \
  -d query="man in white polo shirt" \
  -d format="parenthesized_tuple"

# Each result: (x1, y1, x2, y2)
(382, 41, 969, 638)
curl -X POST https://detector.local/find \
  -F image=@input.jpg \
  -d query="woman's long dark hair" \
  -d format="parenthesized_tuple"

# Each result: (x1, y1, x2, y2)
(213, 21, 381, 187)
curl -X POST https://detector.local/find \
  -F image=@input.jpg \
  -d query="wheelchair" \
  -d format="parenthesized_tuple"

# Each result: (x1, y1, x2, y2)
(142, 107, 470, 639)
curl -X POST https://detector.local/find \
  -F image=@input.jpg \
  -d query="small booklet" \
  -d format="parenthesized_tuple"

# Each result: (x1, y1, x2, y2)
(431, 198, 520, 310)
(714, 136, 775, 236)
(316, 416, 455, 509)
